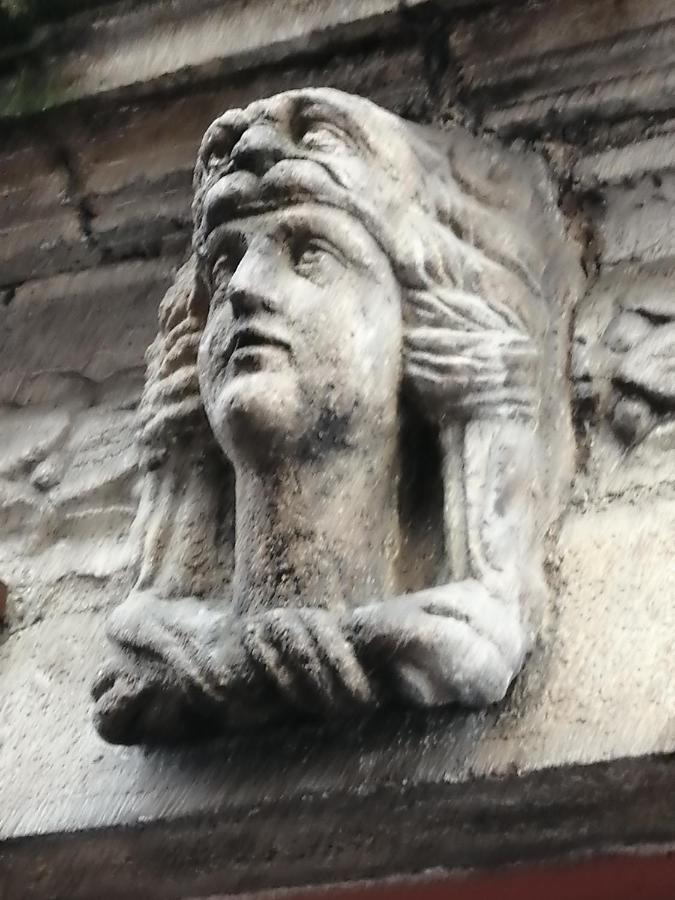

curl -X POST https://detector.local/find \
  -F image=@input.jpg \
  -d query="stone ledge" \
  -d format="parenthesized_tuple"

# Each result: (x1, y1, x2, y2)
(1, 755, 673, 900)
(450, 0, 675, 137)
(0, 0, 441, 118)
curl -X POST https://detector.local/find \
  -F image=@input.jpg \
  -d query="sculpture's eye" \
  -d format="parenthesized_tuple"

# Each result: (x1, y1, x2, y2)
(212, 257, 232, 291)
(201, 115, 247, 173)
(299, 121, 350, 152)
(292, 238, 338, 284)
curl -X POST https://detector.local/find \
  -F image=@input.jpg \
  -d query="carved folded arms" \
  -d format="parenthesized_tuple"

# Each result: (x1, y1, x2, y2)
(93, 88, 578, 743)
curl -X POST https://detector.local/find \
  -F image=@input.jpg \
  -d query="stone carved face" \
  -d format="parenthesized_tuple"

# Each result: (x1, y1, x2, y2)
(192, 89, 424, 247)
(189, 87, 551, 443)
(197, 205, 402, 462)
(191, 90, 417, 463)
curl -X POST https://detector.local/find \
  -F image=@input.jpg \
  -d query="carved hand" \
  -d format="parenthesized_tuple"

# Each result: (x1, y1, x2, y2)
(93, 580, 528, 742)
(349, 583, 527, 708)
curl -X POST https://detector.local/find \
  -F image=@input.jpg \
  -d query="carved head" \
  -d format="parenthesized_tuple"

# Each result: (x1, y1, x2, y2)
(142, 88, 575, 480)
(194, 175, 403, 461)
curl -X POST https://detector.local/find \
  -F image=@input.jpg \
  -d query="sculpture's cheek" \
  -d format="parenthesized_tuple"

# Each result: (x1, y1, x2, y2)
(197, 310, 230, 410)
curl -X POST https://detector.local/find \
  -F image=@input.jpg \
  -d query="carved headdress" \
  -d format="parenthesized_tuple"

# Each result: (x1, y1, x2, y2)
(145, 89, 575, 453)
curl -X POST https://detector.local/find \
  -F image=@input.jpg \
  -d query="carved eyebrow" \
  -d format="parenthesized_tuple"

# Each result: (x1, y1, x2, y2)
(281, 208, 380, 273)
(208, 206, 383, 277)
(294, 100, 362, 146)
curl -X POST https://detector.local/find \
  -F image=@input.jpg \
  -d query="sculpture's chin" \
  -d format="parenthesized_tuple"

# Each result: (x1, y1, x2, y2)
(210, 370, 307, 461)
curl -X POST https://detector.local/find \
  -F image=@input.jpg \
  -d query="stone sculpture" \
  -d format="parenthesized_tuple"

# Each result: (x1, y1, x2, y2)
(586, 289, 675, 448)
(93, 88, 581, 743)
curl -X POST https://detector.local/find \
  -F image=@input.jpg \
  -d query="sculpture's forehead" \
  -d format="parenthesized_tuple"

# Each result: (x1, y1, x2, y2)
(203, 203, 390, 274)
(214, 202, 357, 233)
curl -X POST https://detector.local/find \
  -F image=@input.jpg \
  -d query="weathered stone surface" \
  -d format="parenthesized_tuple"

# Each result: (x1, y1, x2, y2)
(0, 140, 68, 225)
(0, 1, 674, 897)
(593, 174, 675, 267)
(575, 130, 675, 188)
(0, 402, 141, 577)
(0, 260, 178, 594)
(0, 258, 177, 404)
(0, 131, 98, 286)
(0, 208, 95, 287)
(451, 0, 675, 136)
(0, 0, 434, 117)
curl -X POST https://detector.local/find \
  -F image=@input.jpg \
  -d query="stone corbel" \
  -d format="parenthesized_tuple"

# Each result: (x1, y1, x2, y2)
(92, 88, 582, 744)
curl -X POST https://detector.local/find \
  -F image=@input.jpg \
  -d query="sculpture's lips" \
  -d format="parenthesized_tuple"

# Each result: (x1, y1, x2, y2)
(225, 324, 291, 367)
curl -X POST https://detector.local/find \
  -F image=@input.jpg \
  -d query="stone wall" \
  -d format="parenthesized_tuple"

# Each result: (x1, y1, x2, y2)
(1, 1, 674, 898)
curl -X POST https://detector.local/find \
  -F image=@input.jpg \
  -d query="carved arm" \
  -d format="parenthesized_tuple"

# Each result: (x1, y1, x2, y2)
(348, 417, 544, 707)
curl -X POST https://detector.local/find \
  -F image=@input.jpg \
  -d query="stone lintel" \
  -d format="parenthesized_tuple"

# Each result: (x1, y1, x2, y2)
(2, 748, 674, 900)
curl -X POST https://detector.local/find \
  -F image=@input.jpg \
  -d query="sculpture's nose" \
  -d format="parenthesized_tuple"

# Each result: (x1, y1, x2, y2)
(227, 240, 277, 319)
(230, 124, 285, 176)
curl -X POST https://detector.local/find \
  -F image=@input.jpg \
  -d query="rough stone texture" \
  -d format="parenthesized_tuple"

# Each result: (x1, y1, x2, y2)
(0, 259, 174, 399)
(451, 0, 675, 136)
(0, 0, 674, 897)
(0, 259, 177, 603)
(0, 0, 439, 117)
(0, 133, 97, 284)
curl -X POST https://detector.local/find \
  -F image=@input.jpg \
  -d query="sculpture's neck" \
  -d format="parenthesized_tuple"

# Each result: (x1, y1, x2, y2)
(232, 444, 399, 616)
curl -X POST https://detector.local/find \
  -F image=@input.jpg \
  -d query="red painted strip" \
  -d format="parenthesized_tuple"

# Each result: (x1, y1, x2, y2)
(267, 852, 675, 900)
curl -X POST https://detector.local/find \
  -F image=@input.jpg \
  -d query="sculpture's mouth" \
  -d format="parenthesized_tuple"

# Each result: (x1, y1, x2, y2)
(224, 324, 291, 374)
